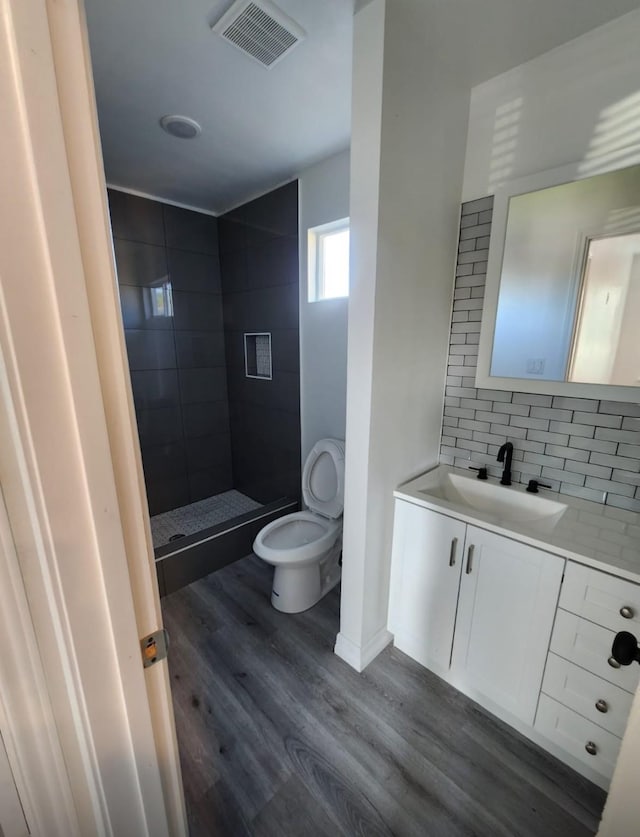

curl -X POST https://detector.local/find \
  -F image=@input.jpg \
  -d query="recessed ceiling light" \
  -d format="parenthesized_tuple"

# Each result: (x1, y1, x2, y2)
(159, 115, 202, 139)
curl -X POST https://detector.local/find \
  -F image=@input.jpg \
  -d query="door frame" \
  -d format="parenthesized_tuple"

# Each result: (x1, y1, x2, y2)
(0, 0, 186, 834)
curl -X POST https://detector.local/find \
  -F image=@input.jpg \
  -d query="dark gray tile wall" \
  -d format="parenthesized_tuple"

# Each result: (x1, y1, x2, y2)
(109, 190, 232, 515)
(440, 197, 640, 513)
(219, 181, 301, 504)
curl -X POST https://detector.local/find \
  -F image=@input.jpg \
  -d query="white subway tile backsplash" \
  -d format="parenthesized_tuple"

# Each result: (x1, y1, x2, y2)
(552, 396, 599, 412)
(563, 460, 612, 479)
(612, 469, 640, 485)
(573, 411, 622, 428)
(558, 484, 604, 503)
(460, 223, 492, 240)
(439, 199, 640, 510)
(585, 477, 635, 497)
(527, 429, 570, 446)
(545, 444, 589, 462)
(477, 389, 512, 402)
(618, 443, 640, 458)
(606, 494, 640, 513)
(622, 416, 640, 431)
(568, 435, 617, 455)
(492, 401, 530, 417)
(590, 452, 640, 472)
(550, 420, 594, 438)
(600, 400, 640, 417)
(595, 427, 640, 444)
(494, 424, 527, 440)
(542, 467, 585, 486)
(510, 415, 549, 431)
(512, 393, 553, 407)
(461, 196, 494, 215)
(530, 407, 572, 422)
(523, 452, 564, 469)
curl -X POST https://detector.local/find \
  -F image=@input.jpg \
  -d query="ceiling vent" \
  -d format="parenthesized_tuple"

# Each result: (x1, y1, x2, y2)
(212, 0, 306, 69)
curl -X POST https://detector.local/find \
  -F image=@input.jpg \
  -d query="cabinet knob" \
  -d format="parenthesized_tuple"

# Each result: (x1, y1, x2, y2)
(585, 741, 598, 756)
(608, 655, 621, 669)
(595, 699, 608, 714)
(620, 605, 635, 619)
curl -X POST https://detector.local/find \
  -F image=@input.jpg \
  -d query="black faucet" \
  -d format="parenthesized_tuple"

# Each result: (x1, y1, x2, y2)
(497, 442, 513, 486)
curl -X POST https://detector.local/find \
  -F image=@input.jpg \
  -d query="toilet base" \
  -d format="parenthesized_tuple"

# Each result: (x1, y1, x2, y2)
(270, 539, 342, 614)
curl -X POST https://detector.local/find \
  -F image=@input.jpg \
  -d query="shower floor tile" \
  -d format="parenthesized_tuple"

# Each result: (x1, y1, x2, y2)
(150, 490, 262, 548)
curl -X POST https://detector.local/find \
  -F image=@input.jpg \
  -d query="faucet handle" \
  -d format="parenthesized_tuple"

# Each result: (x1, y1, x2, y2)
(469, 466, 488, 481)
(526, 479, 552, 494)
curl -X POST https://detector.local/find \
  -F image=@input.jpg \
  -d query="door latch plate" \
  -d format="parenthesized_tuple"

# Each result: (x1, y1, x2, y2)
(140, 628, 169, 668)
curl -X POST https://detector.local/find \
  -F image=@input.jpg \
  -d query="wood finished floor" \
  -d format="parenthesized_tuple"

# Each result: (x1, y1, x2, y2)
(162, 555, 606, 837)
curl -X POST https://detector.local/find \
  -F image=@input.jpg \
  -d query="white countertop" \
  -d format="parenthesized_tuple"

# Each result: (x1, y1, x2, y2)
(395, 465, 640, 583)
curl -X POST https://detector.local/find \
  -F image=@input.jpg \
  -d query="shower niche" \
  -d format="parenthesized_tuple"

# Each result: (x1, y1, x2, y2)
(109, 181, 301, 594)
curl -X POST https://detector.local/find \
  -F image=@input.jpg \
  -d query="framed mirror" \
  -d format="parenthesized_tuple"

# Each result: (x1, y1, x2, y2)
(476, 161, 640, 401)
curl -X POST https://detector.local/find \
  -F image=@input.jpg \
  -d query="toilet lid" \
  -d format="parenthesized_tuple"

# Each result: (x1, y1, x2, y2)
(302, 439, 345, 519)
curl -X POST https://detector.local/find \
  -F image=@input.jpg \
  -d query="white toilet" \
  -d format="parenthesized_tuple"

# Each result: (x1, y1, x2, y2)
(253, 438, 345, 613)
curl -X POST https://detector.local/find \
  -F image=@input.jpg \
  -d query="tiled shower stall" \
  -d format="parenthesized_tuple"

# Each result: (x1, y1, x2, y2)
(109, 182, 301, 592)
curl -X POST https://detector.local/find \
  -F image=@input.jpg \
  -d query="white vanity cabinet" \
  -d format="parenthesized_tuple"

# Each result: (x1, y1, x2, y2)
(388, 500, 465, 675)
(388, 501, 565, 724)
(389, 465, 640, 790)
(450, 526, 564, 724)
(534, 562, 640, 786)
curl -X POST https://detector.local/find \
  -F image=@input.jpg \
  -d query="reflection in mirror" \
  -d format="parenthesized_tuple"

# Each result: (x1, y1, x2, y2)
(569, 234, 640, 385)
(490, 163, 640, 386)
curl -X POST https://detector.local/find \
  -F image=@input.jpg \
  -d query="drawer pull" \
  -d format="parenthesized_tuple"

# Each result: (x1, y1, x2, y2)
(465, 545, 474, 575)
(620, 605, 635, 619)
(595, 699, 609, 714)
(608, 655, 621, 669)
(449, 538, 458, 567)
(585, 741, 598, 756)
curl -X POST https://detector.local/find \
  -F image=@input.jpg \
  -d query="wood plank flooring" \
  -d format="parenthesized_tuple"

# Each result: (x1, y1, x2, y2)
(162, 555, 606, 836)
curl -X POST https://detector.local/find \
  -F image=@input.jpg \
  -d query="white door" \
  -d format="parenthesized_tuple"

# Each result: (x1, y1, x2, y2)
(450, 526, 564, 724)
(0, 731, 29, 837)
(389, 501, 465, 674)
(0, 0, 185, 834)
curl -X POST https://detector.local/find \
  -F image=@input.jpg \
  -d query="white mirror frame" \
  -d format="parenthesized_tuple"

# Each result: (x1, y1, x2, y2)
(476, 161, 640, 403)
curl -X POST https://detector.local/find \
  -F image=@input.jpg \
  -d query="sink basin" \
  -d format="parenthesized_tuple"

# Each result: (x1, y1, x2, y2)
(419, 469, 567, 526)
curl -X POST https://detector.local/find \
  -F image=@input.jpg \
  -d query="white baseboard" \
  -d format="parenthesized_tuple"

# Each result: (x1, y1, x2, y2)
(334, 626, 393, 672)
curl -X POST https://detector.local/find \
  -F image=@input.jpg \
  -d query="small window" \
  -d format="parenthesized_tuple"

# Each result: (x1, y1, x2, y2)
(308, 218, 349, 301)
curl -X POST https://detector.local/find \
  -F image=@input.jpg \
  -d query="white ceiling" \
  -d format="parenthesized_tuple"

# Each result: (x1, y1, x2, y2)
(84, 0, 640, 215)
(85, 0, 355, 214)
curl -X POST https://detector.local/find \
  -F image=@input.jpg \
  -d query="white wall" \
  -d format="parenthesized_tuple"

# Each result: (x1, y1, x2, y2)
(299, 150, 350, 462)
(462, 8, 640, 202)
(336, 0, 470, 670)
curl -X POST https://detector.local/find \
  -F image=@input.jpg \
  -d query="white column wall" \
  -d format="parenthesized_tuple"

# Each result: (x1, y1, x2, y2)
(335, 0, 385, 670)
(299, 150, 350, 462)
(337, 0, 470, 669)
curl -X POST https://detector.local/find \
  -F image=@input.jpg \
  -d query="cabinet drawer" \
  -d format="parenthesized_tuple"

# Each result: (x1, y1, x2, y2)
(560, 562, 640, 632)
(542, 653, 633, 738)
(551, 609, 640, 694)
(535, 694, 621, 782)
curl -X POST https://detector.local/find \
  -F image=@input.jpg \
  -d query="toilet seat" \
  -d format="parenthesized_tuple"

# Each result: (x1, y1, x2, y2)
(302, 438, 345, 520)
(253, 510, 341, 566)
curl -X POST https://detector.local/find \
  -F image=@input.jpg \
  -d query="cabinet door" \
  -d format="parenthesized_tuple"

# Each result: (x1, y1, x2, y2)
(451, 526, 564, 724)
(388, 501, 465, 674)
